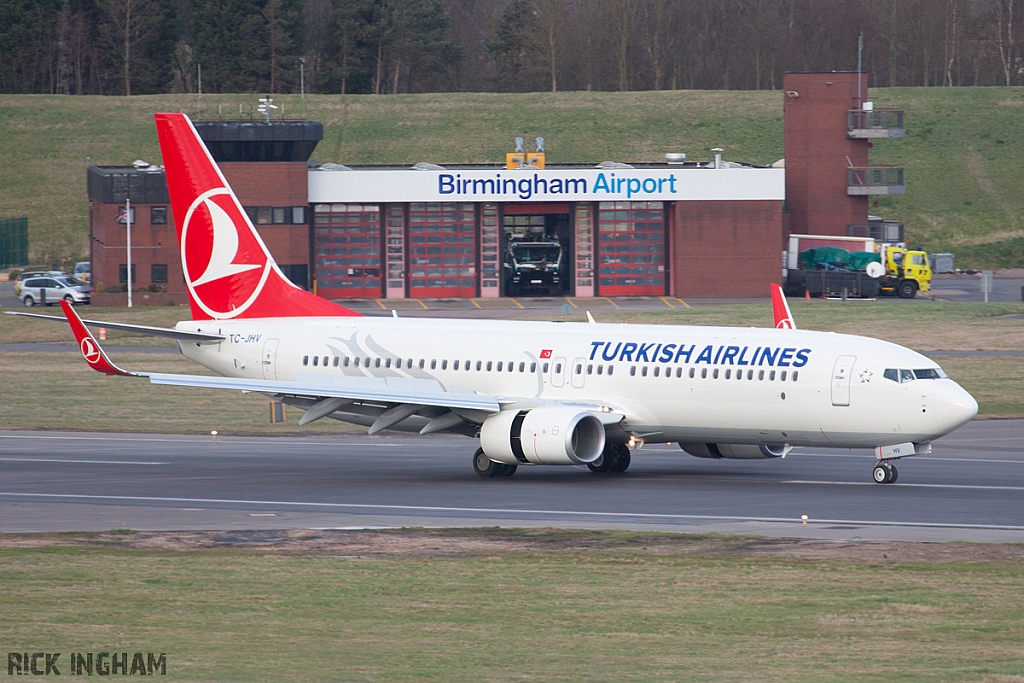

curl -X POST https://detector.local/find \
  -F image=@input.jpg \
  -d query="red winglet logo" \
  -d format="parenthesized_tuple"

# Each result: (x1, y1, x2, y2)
(770, 283, 797, 330)
(539, 349, 553, 359)
(60, 301, 135, 377)
(154, 113, 361, 321)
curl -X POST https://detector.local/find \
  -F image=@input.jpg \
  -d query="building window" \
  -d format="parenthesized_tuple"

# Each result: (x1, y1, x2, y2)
(151, 206, 168, 225)
(256, 207, 272, 225)
(272, 207, 286, 224)
(292, 207, 306, 224)
(151, 264, 168, 283)
(118, 264, 137, 284)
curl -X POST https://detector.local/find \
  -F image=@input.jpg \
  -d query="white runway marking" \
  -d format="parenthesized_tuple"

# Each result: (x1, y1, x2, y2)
(1, 491, 1023, 531)
(0, 434, 406, 447)
(784, 480, 1024, 491)
(0, 458, 164, 465)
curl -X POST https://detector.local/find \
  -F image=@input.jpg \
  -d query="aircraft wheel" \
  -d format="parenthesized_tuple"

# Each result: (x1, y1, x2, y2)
(496, 463, 518, 477)
(887, 465, 898, 483)
(609, 444, 631, 473)
(873, 464, 890, 484)
(587, 446, 614, 473)
(473, 448, 500, 478)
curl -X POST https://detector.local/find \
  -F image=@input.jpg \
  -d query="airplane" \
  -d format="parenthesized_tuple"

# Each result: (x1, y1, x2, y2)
(11, 113, 979, 485)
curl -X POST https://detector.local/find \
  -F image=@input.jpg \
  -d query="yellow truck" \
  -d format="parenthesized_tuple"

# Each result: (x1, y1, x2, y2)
(878, 245, 931, 298)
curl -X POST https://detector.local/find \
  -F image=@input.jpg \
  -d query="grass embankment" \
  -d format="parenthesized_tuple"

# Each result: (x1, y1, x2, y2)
(2, 299, 1022, 430)
(1, 529, 1023, 682)
(1, 87, 1023, 267)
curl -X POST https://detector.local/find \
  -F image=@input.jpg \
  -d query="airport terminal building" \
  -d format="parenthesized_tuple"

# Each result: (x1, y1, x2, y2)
(87, 72, 904, 304)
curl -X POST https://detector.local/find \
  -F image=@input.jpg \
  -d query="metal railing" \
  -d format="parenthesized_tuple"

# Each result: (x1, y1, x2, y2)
(848, 109, 904, 132)
(848, 166, 904, 194)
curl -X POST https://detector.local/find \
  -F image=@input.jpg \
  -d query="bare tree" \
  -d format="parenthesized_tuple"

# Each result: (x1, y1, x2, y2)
(995, 0, 1016, 84)
(98, 0, 164, 95)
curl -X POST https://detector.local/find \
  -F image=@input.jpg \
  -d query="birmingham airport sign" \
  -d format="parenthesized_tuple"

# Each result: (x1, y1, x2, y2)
(308, 167, 785, 204)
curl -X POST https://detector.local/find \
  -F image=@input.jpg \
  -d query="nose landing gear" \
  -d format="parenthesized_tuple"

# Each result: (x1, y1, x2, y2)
(872, 461, 898, 484)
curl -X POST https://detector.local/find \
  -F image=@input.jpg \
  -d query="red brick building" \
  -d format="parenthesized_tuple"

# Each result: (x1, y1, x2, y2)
(87, 74, 903, 304)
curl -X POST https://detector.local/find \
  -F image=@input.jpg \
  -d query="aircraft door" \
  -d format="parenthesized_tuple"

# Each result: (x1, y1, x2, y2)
(831, 355, 856, 406)
(550, 356, 566, 387)
(262, 338, 279, 380)
(570, 357, 586, 388)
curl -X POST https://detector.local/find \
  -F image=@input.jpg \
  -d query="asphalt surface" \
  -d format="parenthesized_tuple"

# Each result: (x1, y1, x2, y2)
(2, 420, 1023, 542)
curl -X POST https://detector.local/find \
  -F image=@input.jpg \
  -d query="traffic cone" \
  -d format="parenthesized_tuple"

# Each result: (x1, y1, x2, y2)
(804, 290, 810, 302)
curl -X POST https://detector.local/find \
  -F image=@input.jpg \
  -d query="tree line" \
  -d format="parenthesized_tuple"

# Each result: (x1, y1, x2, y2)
(1, 0, 1021, 96)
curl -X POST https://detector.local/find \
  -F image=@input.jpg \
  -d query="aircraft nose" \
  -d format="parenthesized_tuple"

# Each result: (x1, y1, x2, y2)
(932, 381, 978, 434)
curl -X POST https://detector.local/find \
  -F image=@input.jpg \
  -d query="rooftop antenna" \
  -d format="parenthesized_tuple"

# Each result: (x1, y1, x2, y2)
(857, 32, 863, 109)
(257, 95, 277, 123)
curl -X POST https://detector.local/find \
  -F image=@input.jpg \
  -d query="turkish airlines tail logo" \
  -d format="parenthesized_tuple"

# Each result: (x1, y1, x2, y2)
(770, 283, 797, 330)
(154, 113, 360, 321)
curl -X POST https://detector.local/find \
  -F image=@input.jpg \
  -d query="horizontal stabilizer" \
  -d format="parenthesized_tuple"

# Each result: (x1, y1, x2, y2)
(5, 311, 224, 342)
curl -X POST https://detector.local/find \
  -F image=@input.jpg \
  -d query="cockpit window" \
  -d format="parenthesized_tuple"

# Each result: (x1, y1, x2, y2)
(885, 367, 947, 383)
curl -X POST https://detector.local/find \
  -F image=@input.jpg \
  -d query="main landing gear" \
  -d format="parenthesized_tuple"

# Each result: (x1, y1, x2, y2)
(587, 443, 631, 474)
(473, 448, 518, 478)
(872, 461, 898, 484)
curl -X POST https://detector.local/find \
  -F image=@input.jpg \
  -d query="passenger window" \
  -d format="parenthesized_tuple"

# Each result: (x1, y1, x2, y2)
(676, 367, 682, 378)
(587, 364, 593, 375)
(701, 368, 707, 379)
(441, 360, 447, 370)
(713, 368, 719, 379)
(303, 355, 309, 366)
(747, 369, 754, 380)
(575, 363, 582, 375)
(597, 365, 603, 375)
(792, 371, 799, 381)
(385, 358, 391, 368)
(641, 366, 648, 377)
(543, 362, 549, 373)
(607, 365, 614, 376)
(497, 361, 503, 371)
(465, 360, 471, 370)
(454, 360, 460, 370)
(689, 368, 695, 378)
(530, 362, 537, 373)
(487, 361, 493, 371)
(900, 369, 914, 383)
(781, 371, 787, 381)
(554, 362, 561, 373)
(508, 362, 514, 372)
(333, 357, 339, 367)
(724, 369, 731, 379)
(431, 359, 437, 370)
(769, 370, 776, 381)
(519, 362, 525, 372)
(344, 357, 350, 367)
(374, 358, 381, 368)
(365, 357, 371, 367)
(651, 365, 657, 377)
(419, 359, 425, 369)
(758, 370, 765, 380)
(354, 357, 360, 367)
(477, 361, 482, 371)
(313, 356, 319, 367)
(630, 366, 636, 376)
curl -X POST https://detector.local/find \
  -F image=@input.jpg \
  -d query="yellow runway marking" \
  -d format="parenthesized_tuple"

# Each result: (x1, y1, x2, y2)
(604, 297, 620, 309)
(509, 298, 525, 309)
(563, 297, 577, 309)
(470, 298, 481, 309)
(659, 296, 675, 309)
(675, 298, 692, 309)
(414, 299, 428, 309)
(374, 299, 387, 310)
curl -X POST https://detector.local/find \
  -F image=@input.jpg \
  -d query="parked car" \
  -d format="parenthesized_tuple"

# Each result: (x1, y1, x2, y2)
(19, 275, 91, 306)
(73, 261, 91, 282)
(13, 270, 63, 296)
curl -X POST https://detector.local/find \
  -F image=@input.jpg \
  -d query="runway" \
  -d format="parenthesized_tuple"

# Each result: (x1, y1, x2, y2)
(2, 420, 1023, 542)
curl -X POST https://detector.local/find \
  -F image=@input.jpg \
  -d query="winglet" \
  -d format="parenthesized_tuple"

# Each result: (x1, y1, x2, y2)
(770, 283, 797, 330)
(60, 301, 143, 377)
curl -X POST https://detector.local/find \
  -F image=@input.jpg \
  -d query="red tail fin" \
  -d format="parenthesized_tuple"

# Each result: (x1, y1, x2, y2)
(770, 283, 796, 330)
(154, 113, 360, 321)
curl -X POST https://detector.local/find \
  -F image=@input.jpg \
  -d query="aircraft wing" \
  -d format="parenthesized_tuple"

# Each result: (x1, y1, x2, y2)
(5, 311, 224, 342)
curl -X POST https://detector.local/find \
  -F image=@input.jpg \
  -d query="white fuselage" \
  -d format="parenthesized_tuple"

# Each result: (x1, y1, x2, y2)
(175, 316, 978, 448)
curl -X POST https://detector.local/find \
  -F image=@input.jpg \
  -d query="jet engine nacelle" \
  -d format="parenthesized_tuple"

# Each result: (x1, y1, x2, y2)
(679, 442, 792, 459)
(480, 406, 606, 465)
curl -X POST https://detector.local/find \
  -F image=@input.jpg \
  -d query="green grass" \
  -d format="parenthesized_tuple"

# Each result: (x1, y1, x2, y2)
(1, 88, 1023, 268)
(1, 530, 1023, 681)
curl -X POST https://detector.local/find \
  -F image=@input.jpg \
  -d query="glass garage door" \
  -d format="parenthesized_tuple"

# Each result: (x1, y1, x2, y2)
(313, 203, 382, 298)
(597, 201, 666, 296)
(408, 202, 477, 298)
